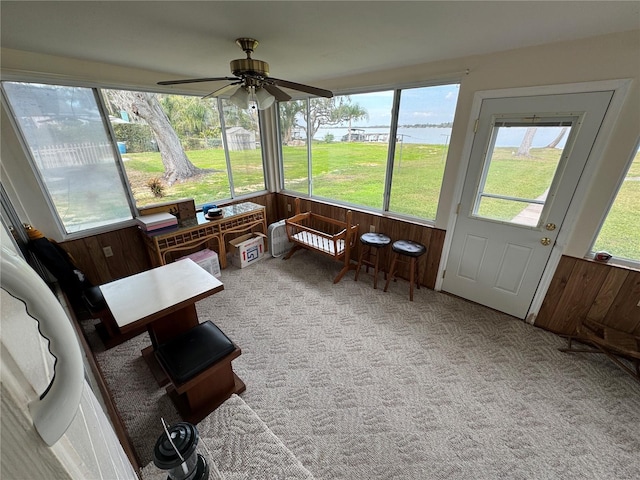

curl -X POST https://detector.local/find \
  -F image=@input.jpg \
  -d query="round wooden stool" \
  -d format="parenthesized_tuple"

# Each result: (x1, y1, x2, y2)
(384, 240, 427, 301)
(354, 232, 391, 289)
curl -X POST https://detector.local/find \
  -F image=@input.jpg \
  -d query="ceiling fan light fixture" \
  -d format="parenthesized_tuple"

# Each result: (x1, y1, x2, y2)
(229, 86, 250, 109)
(254, 87, 275, 110)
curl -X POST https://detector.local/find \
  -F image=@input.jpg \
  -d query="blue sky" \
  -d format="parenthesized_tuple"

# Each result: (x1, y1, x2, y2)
(337, 84, 460, 127)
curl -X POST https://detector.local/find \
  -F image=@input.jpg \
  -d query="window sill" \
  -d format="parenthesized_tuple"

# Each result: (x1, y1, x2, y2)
(280, 192, 439, 230)
(583, 254, 640, 273)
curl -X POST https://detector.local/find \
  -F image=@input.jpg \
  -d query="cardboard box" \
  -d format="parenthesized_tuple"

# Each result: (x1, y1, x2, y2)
(177, 249, 221, 278)
(228, 232, 267, 268)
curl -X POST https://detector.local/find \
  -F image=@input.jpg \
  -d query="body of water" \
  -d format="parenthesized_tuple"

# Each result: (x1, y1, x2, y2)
(314, 126, 568, 148)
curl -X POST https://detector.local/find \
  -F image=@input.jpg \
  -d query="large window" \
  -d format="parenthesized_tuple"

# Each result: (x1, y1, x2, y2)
(312, 92, 392, 209)
(2, 82, 134, 233)
(389, 85, 459, 219)
(103, 89, 265, 208)
(3, 81, 268, 236)
(278, 83, 460, 221)
(591, 141, 640, 264)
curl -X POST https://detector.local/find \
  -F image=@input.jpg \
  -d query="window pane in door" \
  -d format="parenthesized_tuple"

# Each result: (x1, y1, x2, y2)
(473, 123, 571, 226)
(3, 82, 133, 233)
(389, 84, 459, 220)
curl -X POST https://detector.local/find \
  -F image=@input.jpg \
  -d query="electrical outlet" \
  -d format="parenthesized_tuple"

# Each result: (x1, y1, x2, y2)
(287, 204, 291, 212)
(369, 225, 376, 233)
(103, 246, 114, 258)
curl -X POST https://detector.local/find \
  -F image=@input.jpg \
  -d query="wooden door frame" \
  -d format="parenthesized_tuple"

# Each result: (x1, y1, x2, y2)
(437, 79, 632, 323)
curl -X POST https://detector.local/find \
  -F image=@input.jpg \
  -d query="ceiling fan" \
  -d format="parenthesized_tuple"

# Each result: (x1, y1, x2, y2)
(158, 38, 333, 109)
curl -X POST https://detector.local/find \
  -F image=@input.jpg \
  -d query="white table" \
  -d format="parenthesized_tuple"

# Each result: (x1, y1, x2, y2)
(100, 259, 224, 383)
(101, 258, 223, 332)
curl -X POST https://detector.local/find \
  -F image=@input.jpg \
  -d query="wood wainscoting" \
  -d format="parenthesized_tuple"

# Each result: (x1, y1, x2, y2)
(61, 226, 151, 285)
(275, 194, 445, 289)
(535, 256, 640, 336)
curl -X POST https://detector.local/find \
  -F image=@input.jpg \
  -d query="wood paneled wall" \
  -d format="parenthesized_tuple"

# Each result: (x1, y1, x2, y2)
(535, 256, 640, 336)
(244, 192, 279, 226)
(61, 226, 150, 285)
(276, 194, 445, 289)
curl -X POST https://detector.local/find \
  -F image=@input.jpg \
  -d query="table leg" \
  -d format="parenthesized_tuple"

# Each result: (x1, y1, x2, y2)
(217, 233, 227, 269)
(147, 303, 199, 347)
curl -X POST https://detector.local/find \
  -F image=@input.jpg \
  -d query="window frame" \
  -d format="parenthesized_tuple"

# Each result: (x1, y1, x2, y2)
(276, 79, 462, 226)
(1, 77, 270, 240)
(470, 116, 578, 228)
(1, 81, 139, 239)
(588, 136, 640, 269)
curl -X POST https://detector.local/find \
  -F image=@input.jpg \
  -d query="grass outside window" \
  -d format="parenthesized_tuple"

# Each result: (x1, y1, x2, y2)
(592, 147, 640, 261)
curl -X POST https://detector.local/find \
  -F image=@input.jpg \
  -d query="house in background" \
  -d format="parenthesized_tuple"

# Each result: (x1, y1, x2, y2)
(1, 2, 639, 478)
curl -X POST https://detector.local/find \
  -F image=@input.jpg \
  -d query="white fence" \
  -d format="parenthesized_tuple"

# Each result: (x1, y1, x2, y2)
(31, 142, 115, 169)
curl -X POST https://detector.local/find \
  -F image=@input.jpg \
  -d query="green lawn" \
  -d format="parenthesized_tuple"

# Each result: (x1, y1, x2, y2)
(123, 143, 638, 260)
(123, 148, 240, 206)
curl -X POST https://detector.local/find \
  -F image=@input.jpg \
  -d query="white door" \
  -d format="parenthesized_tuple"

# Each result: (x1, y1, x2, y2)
(442, 91, 612, 318)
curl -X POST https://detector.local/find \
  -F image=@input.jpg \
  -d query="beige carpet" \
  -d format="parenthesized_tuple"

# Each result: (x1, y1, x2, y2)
(90, 252, 640, 479)
(140, 394, 312, 480)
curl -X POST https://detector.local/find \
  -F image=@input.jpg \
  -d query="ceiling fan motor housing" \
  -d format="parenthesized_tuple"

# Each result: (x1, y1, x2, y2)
(230, 58, 269, 78)
(231, 37, 269, 79)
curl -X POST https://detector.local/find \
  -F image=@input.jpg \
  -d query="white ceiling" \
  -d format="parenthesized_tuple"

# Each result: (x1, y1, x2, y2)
(1, 1, 639, 90)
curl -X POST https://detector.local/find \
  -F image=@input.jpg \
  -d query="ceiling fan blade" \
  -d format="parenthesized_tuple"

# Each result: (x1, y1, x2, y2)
(263, 84, 291, 102)
(202, 82, 242, 99)
(157, 76, 239, 86)
(269, 77, 333, 98)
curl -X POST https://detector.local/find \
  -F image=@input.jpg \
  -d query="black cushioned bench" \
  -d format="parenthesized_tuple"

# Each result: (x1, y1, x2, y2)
(155, 321, 245, 423)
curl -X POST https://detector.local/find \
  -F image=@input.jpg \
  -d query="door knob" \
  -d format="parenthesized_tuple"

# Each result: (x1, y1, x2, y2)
(541, 237, 551, 246)
(545, 223, 556, 231)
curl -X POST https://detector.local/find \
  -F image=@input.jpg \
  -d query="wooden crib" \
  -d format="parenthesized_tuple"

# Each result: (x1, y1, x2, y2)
(284, 198, 359, 283)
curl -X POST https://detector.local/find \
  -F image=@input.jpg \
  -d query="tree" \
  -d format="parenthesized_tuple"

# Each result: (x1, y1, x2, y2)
(337, 103, 369, 141)
(516, 127, 537, 157)
(279, 100, 305, 144)
(306, 97, 347, 139)
(104, 90, 201, 185)
(221, 102, 259, 132)
(279, 96, 368, 142)
(545, 127, 568, 148)
(160, 95, 220, 140)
